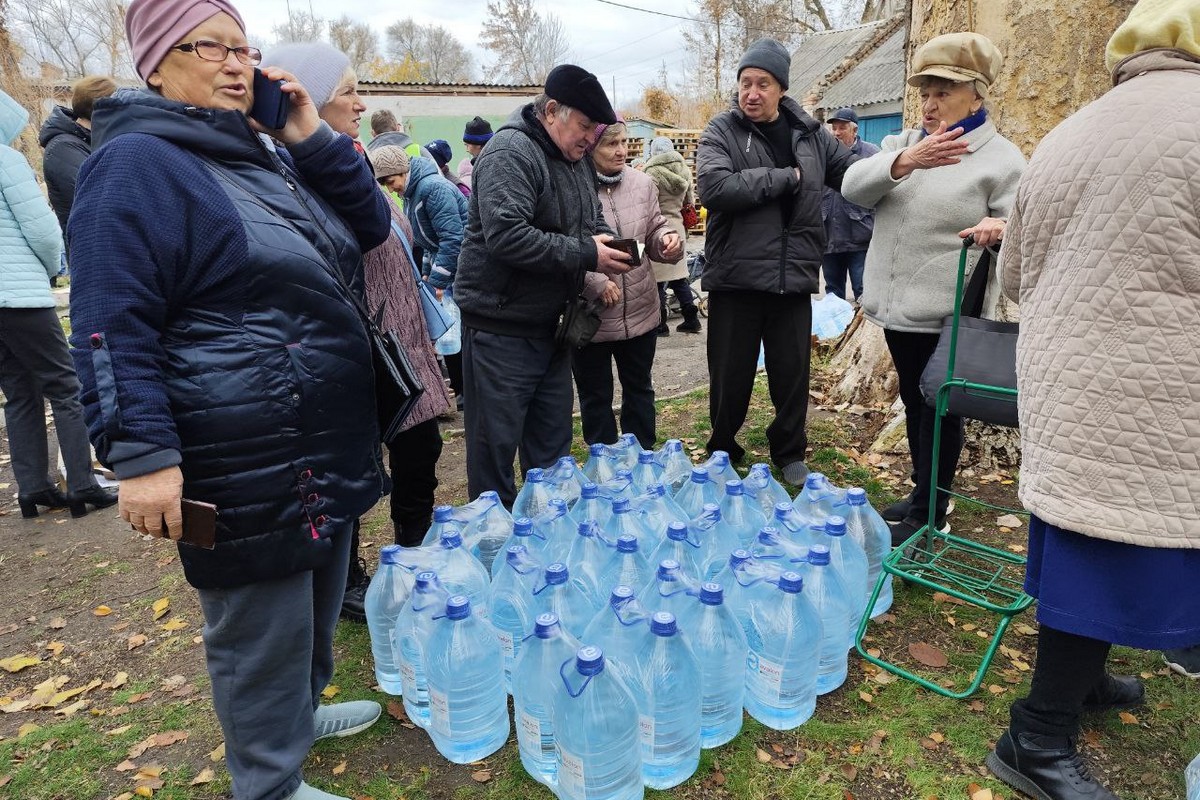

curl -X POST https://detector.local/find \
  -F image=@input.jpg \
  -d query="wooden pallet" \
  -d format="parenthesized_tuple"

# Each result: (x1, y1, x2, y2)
(656, 129, 705, 236)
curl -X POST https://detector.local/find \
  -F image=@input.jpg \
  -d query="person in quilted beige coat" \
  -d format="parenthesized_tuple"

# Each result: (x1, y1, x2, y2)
(577, 120, 683, 448)
(987, 3, 1200, 799)
(643, 136, 701, 335)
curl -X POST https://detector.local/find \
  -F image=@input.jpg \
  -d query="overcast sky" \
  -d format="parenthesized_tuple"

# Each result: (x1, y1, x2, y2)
(236, 0, 700, 107)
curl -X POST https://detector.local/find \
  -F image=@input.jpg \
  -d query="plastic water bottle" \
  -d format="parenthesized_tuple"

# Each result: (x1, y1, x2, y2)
(632, 483, 687, 544)
(603, 497, 656, 551)
(600, 535, 652, 597)
(702, 450, 740, 489)
(719, 479, 769, 547)
(432, 529, 491, 612)
(532, 562, 597, 639)
(810, 292, 854, 339)
(654, 439, 693, 494)
(806, 545, 852, 694)
(512, 613, 580, 789)
(648, 522, 706, 585)
(690, 503, 742, 581)
(583, 442, 617, 485)
(492, 516, 552, 579)
(637, 559, 699, 621)
(773, 502, 823, 547)
(612, 433, 642, 470)
(459, 491, 514, 574)
(742, 463, 791, 520)
(823, 515, 870, 643)
(635, 611, 701, 789)
(677, 583, 747, 748)
(487, 545, 543, 693)
(553, 646, 644, 800)
(715, 549, 784, 639)
(630, 450, 664, 495)
(566, 519, 614, 606)
(752, 526, 813, 572)
(1186, 752, 1200, 800)
(674, 466, 720, 518)
(743, 571, 821, 730)
(422, 505, 457, 547)
(424, 596, 510, 763)
(575, 482, 613, 528)
(600, 468, 636, 501)
(434, 290, 461, 356)
(394, 571, 449, 727)
(844, 488, 894, 618)
(514, 467, 555, 520)
(581, 586, 653, 692)
(545, 456, 586, 508)
(363, 545, 411, 695)
(535, 498, 578, 563)
(793, 472, 848, 522)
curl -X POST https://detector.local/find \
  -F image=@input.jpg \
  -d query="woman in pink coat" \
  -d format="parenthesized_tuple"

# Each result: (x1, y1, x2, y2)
(576, 119, 683, 448)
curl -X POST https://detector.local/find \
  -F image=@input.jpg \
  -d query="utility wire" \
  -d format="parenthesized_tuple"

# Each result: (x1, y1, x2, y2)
(586, 0, 811, 37)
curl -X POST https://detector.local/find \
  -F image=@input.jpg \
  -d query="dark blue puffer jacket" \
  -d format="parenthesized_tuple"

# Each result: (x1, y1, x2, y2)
(403, 156, 467, 289)
(68, 90, 391, 590)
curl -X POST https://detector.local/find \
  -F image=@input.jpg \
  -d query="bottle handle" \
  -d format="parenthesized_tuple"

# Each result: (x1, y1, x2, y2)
(559, 656, 593, 698)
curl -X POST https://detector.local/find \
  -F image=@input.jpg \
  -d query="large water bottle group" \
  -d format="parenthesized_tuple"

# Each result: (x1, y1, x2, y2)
(363, 433, 895, 799)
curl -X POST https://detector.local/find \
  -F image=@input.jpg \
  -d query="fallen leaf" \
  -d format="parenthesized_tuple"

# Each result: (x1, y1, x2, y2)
(104, 671, 129, 690)
(95, 561, 111, 568)
(988, 684, 1007, 695)
(755, 747, 772, 763)
(114, 760, 138, 772)
(158, 618, 188, 632)
(46, 641, 65, 657)
(106, 724, 133, 736)
(1118, 711, 1139, 725)
(191, 767, 216, 786)
(126, 692, 153, 704)
(127, 634, 148, 651)
(209, 742, 226, 762)
(470, 769, 492, 783)
(931, 592, 966, 606)
(858, 690, 874, 703)
(919, 737, 939, 750)
(48, 617, 67, 630)
(133, 786, 154, 797)
(127, 730, 188, 759)
(0, 654, 41, 673)
(969, 783, 995, 800)
(94, 605, 114, 617)
(321, 684, 340, 699)
(151, 598, 170, 621)
(908, 642, 949, 668)
(332, 760, 347, 776)
(840, 763, 858, 781)
(928, 731, 945, 743)
(0, 622, 19, 636)
(995, 514, 1023, 528)
(968, 700, 986, 713)
(18, 722, 40, 739)
(54, 698, 90, 717)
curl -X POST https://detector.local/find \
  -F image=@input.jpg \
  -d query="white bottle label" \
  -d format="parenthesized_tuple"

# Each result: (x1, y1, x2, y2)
(399, 659, 416, 690)
(639, 714, 655, 747)
(558, 745, 586, 797)
(428, 685, 451, 738)
(497, 630, 515, 659)
(757, 655, 785, 699)
(518, 708, 542, 745)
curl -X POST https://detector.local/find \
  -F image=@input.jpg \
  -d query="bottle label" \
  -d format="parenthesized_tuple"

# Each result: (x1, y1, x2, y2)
(518, 708, 542, 746)
(399, 659, 417, 690)
(752, 652, 785, 699)
(497, 630, 515, 659)
(638, 714, 655, 747)
(558, 744, 586, 797)
(428, 685, 451, 738)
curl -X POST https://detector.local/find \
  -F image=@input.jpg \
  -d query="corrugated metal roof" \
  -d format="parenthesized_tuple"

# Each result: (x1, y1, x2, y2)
(788, 19, 892, 97)
(357, 80, 541, 90)
(817, 26, 906, 110)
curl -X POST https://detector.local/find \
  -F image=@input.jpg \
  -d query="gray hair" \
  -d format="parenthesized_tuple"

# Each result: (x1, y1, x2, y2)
(533, 93, 574, 123)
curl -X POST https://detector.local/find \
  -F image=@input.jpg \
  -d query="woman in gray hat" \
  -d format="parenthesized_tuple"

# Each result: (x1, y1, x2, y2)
(841, 32, 1026, 544)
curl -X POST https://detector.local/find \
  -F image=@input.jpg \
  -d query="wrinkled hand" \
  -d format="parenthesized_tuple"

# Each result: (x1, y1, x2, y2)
(660, 232, 683, 262)
(120, 466, 183, 540)
(891, 122, 969, 178)
(593, 234, 632, 276)
(601, 280, 621, 307)
(248, 66, 321, 144)
(959, 216, 1007, 249)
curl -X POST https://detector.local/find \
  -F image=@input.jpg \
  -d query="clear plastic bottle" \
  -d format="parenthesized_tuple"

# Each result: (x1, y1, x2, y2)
(426, 490, 501, 547)
(424, 595, 510, 763)
(742, 463, 792, 520)
(772, 501, 823, 547)
(535, 497, 579, 564)
(513, 467, 554, 521)
(637, 558, 700, 621)
(433, 529, 491, 614)
(630, 450, 664, 496)
(545, 456, 586, 509)
(677, 583, 747, 748)
(581, 585, 652, 693)
(634, 611, 701, 790)
(532, 562, 597, 639)
(364, 545, 411, 695)
(600, 468, 636, 502)
(583, 442, 617, 485)
(487, 544, 543, 693)
(648, 522, 706, 585)
(823, 515, 870, 645)
(631, 482, 687, 546)
(719, 478, 769, 547)
(806, 545, 852, 695)
(674, 466, 720, 519)
(553, 646, 644, 800)
(575, 482, 614, 528)
(600, 535, 652, 598)
(690, 503, 742, 581)
(434, 289, 461, 356)
(843, 487, 893, 618)
(492, 516, 552, 579)
(459, 491, 514, 575)
(792, 472, 848, 523)
(702, 450, 740, 489)
(612, 433, 643, 471)
(714, 549, 785, 641)
(654, 439, 693, 495)
(751, 525, 813, 573)
(512, 613, 581, 789)
(566, 519, 615, 608)
(743, 571, 822, 730)
(602, 497, 656, 552)
(394, 571, 449, 727)
(421, 504, 457, 547)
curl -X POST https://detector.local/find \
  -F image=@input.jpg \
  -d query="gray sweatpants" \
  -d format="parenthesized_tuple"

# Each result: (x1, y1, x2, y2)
(197, 525, 352, 800)
(0, 307, 99, 494)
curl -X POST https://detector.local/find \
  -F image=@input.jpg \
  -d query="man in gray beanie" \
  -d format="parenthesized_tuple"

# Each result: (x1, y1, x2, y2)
(696, 38, 859, 486)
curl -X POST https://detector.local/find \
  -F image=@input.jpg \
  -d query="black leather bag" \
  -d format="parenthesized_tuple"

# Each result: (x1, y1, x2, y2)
(919, 248, 1019, 428)
(555, 293, 602, 348)
(369, 306, 424, 442)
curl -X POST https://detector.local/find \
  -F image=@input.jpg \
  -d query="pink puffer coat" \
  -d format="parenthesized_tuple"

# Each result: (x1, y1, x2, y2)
(585, 167, 677, 343)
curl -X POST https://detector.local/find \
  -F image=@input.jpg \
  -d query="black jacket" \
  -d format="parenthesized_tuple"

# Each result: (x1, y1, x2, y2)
(38, 106, 91, 235)
(454, 104, 613, 337)
(697, 96, 858, 294)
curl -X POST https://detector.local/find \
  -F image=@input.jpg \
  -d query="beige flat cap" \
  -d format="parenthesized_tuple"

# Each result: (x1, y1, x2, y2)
(908, 32, 1004, 88)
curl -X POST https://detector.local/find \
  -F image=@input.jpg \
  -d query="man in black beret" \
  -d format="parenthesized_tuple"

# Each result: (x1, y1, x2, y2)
(454, 64, 633, 506)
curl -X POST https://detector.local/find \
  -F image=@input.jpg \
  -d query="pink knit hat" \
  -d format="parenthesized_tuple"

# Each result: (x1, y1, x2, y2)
(125, 0, 247, 80)
(585, 114, 626, 155)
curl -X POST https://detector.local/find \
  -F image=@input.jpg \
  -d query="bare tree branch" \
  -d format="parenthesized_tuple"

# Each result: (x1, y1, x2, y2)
(479, 0, 568, 84)
(328, 15, 377, 74)
(272, 10, 324, 44)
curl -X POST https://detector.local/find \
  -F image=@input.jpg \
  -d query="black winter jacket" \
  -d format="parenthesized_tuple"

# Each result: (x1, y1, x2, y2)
(37, 106, 91, 235)
(697, 96, 858, 294)
(454, 104, 613, 337)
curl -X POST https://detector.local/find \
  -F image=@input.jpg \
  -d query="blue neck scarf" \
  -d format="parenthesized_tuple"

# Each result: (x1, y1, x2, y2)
(919, 107, 988, 139)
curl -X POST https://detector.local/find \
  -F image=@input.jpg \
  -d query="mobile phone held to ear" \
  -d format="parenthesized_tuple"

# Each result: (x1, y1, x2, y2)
(250, 68, 289, 130)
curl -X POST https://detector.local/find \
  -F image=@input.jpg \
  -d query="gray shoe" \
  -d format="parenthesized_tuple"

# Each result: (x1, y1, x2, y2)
(288, 781, 349, 800)
(314, 700, 381, 741)
(781, 461, 809, 487)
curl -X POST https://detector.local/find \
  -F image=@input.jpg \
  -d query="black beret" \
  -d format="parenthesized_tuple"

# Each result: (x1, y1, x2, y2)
(544, 64, 618, 126)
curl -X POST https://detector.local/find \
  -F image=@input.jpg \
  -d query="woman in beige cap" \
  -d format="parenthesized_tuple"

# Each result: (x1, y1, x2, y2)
(841, 31, 1026, 544)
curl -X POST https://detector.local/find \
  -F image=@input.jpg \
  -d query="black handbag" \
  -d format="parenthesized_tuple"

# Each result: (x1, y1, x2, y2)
(554, 270, 602, 348)
(919, 247, 1019, 428)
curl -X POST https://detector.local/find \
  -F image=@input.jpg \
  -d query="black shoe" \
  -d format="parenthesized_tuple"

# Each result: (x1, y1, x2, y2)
(890, 515, 948, 548)
(68, 485, 118, 518)
(882, 494, 914, 523)
(340, 558, 370, 622)
(655, 322, 670, 337)
(17, 486, 71, 518)
(676, 305, 702, 333)
(986, 730, 1119, 800)
(1082, 674, 1145, 713)
(1163, 644, 1200, 678)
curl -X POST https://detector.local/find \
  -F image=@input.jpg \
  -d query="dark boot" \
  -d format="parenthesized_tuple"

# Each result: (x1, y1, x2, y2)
(340, 557, 370, 623)
(68, 485, 119, 518)
(17, 486, 71, 518)
(656, 301, 670, 337)
(1081, 674, 1144, 713)
(986, 730, 1119, 800)
(676, 304, 702, 333)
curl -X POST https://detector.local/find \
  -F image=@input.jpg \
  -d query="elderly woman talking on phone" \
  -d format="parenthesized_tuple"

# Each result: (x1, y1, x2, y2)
(66, 1, 390, 799)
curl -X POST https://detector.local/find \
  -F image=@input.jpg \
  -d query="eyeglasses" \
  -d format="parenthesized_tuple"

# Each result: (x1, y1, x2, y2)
(171, 40, 262, 67)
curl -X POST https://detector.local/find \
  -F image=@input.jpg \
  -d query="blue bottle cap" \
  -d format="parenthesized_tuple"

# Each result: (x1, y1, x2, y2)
(650, 611, 677, 636)
(514, 517, 533, 535)
(666, 521, 688, 541)
(445, 595, 471, 620)
(825, 515, 847, 536)
(616, 535, 638, 553)
(414, 570, 437, 587)
(638, 450, 656, 464)
(432, 505, 453, 522)
(612, 497, 631, 513)
(610, 585, 635, 604)
(480, 490, 500, 502)
(702, 502, 722, 517)
(505, 544, 528, 564)
(757, 525, 779, 543)
(557, 456, 577, 467)
(846, 487, 868, 505)
(439, 528, 463, 549)
(699, 582, 724, 605)
(379, 544, 402, 565)
(615, 468, 633, 480)
(545, 562, 569, 584)
(809, 545, 831, 566)
(712, 451, 729, 466)
(725, 479, 744, 496)
(657, 559, 681, 579)
(729, 548, 751, 567)
(526, 467, 545, 483)
(580, 482, 599, 499)
(778, 571, 804, 593)
(804, 472, 824, 489)
(589, 442, 606, 456)
(665, 439, 683, 452)
(576, 645, 605, 675)
(774, 501, 792, 518)
(646, 483, 666, 497)
(549, 498, 567, 512)
(534, 613, 560, 637)
(690, 466, 708, 483)
(620, 433, 638, 446)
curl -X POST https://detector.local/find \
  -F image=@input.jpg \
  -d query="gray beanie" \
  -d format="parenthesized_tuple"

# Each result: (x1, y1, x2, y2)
(263, 41, 351, 110)
(737, 38, 791, 90)
(649, 136, 675, 156)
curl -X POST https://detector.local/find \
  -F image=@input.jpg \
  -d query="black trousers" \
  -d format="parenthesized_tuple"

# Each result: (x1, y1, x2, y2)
(658, 279, 696, 309)
(385, 417, 443, 547)
(1010, 625, 1111, 738)
(706, 290, 811, 467)
(444, 352, 464, 399)
(572, 330, 657, 450)
(884, 329, 964, 521)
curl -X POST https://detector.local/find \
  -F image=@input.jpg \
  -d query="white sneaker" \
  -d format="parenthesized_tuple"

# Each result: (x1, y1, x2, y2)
(314, 700, 381, 741)
(289, 781, 349, 800)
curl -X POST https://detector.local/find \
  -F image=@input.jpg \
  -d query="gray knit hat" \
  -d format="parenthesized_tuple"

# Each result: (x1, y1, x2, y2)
(371, 145, 410, 180)
(649, 136, 675, 156)
(737, 38, 791, 90)
(264, 41, 351, 110)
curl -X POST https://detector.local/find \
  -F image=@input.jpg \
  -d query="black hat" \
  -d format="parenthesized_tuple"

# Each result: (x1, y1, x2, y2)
(828, 107, 859, 124)
(544, 64, 618, 126)
(737, 38, 791, 90)
(463, 116, 493, 144)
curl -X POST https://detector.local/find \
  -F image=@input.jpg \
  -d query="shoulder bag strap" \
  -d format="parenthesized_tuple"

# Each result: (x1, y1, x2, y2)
(960, 247, 993, 319)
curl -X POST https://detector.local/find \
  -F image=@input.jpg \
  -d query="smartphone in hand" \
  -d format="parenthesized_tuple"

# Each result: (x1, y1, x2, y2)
(250, 68, 289, 130)
(608, 238, 641, 265)
(176, 499, 218, 550)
